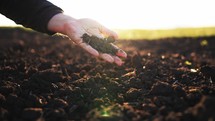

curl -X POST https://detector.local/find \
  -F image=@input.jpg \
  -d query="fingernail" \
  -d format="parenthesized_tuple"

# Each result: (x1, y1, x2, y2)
(86, 45, 99, 57)
(116, 49, 127, 58)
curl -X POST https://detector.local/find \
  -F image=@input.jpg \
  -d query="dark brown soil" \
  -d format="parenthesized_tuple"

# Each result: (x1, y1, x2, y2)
(0, 27, 214, 121)
(82, 33, 118, 55)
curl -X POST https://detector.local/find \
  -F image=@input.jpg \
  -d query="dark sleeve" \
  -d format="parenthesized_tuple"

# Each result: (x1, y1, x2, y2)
(0, 0, 63, 34)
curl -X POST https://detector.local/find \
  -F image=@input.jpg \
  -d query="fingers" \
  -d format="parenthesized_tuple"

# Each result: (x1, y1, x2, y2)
(99, 53, 125, 66)
(99, 25, 118, 39)
(100, 53, 114, 63)
(79, 42, 99, 57)
(77, 18, 118, 39)
(113, 56, 124, 66)
(78, 41, 126, 66)
(78, 42, 126, 66)
(79, 40, 126, 66)
(65, 18, 126, 66)
(78, 43, 125, 66)
(116, 49, 127, 58)
(111, 44, 127, 58)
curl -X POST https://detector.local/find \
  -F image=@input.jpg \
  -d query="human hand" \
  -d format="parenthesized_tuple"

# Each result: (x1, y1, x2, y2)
(48, 14, 127, 66)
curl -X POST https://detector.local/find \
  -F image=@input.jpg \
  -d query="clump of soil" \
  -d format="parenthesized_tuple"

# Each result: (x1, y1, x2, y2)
(81, 33, 118, 55)
(0, 27, 215, 121)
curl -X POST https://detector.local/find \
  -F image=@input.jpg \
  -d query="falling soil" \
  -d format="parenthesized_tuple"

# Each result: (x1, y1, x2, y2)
(0, 28, 215, 121)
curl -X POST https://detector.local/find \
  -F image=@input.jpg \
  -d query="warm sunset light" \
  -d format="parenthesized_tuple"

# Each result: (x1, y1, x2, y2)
(1, 1, 215, 121)
(1, 0, 215, 29)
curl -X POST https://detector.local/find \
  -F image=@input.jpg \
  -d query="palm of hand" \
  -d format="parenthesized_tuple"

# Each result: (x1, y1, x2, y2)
(64, 18, 127, 66)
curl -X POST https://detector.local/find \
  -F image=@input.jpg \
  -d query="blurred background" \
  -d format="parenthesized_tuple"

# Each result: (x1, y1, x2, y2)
(1, 0, 215, 39)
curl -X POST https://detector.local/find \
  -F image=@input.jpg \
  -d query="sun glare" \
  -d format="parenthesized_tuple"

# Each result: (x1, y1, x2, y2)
(46, 0, 215, 29)
(1, 0, 215, 29)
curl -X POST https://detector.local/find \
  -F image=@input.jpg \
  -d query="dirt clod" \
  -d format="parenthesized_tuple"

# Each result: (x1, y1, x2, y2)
(149, 81, 174, 96)
(0, 28, 214, 121)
